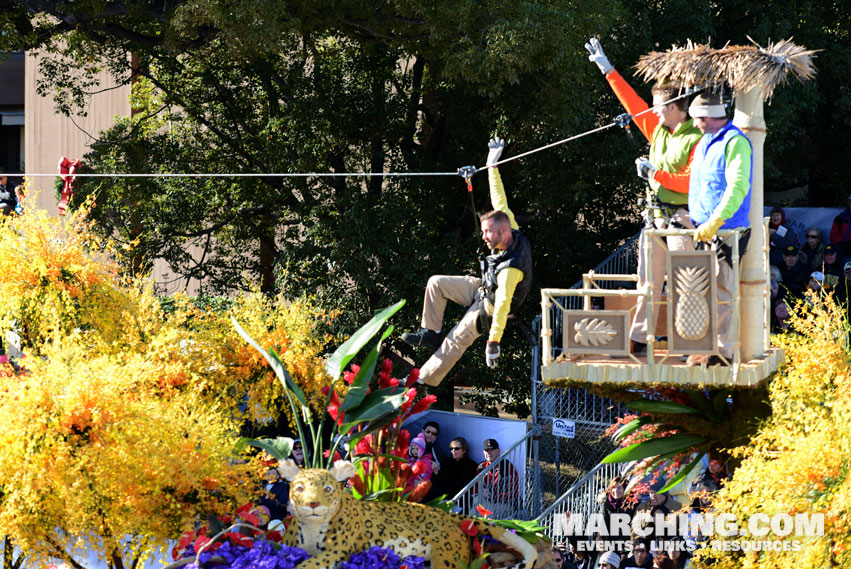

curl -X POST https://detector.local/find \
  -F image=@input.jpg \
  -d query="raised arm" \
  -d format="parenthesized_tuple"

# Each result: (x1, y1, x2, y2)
(585, 38, 659, 142)
(486, 137, 519, 230)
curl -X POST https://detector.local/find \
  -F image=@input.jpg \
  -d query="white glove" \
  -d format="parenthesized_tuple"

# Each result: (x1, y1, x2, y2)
(635, 157, 657, 182)
(486, 137, 505, 167)
(584, 38, 613, 75)
(485, 341, 500, 369)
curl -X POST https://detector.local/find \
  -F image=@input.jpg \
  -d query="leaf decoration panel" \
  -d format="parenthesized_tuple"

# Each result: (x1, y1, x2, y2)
(563, 310, 630, 356)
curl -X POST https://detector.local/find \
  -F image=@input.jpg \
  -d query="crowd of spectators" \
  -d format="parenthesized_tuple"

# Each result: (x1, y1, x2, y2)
(552, 457, 729, 569)
(769, 204, 851, 332)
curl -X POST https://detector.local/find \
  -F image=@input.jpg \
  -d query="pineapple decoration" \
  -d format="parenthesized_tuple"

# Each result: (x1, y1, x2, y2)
(674, 266, 711, 341)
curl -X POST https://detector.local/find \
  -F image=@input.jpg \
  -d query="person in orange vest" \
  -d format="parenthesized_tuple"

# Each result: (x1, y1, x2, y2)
(586, 38, 702, 355)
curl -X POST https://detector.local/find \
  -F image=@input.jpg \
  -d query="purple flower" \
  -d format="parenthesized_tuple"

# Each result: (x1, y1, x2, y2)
(182, 539, 420, 569)
(339, 546, 425, 569)
(189, 539, 309, 569)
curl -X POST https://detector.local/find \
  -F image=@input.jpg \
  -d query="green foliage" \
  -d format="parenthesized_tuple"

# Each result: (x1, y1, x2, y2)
(235, 301, 409, 469)
(601, 388, 739, 495)
(3, 0, 850, 414)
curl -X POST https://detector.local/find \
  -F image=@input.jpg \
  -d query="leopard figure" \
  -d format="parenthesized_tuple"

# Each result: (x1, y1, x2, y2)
(278, 459, 537, 569)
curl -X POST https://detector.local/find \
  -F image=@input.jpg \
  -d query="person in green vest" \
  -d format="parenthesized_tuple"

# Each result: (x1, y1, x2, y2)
(586, 38, 703, 355)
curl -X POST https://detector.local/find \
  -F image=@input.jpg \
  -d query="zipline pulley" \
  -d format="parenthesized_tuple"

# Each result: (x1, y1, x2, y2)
(614, 112, 637, 149)
(457, 166, 477, 192)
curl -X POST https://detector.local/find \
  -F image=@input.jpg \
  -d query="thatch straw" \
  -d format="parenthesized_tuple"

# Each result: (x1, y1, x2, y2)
(634, 38, 817, 99)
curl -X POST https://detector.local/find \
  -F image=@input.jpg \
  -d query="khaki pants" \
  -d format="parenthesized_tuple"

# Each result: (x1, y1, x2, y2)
(714, 236, 736, 359)
(419, 275, 483, 387)
(629, 209, 694, 344)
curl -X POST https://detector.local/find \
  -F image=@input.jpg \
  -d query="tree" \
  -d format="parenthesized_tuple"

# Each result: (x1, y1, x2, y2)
(4, 1, 849, 414)
(0, 0, 637, 415)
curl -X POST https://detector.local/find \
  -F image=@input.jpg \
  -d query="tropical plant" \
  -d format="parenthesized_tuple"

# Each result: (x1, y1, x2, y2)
(601, 387, 736, 494)
(0, 203, 340, 569)
(235, 300, 420, 470)
(346, 359, 437, 503)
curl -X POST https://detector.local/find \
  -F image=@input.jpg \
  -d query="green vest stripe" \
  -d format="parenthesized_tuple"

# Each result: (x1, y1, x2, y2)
(648, 118, 703, 206)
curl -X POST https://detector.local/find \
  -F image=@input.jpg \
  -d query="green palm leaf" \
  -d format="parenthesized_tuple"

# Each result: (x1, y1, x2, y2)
(602, 434, 707, 463)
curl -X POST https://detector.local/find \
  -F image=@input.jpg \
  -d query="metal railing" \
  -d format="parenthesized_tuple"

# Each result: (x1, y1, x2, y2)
(535, 461, 623, 544)
(535, 232, 640, 364)
(451, 425, 541, 520)
(529, 235, 634, 511)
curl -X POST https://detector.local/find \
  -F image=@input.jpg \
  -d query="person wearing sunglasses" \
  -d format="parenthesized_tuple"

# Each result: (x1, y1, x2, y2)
(420, 421, 444, 470)
(428, 437, 478, 501)
(798, 226, 826, 273)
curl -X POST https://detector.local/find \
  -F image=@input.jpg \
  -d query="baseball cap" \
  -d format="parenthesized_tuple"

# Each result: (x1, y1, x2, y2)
(783, 245, 798, 256)
(689, 93, 726, 119)
(483, 438, 500, 450)
(845, 261, 851, 271)
(825, 244, 837, 254)
(810, 271, 825, 283)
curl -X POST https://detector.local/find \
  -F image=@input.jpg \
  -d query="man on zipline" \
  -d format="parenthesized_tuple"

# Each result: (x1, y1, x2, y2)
(586, 38, 702, 355)
(402, 138, 533, 386)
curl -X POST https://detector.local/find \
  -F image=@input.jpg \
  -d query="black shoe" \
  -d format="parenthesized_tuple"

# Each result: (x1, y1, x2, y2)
(706, 355, 730, 367)
(631, 341, 647, 356)
(401, 329, 444, 351)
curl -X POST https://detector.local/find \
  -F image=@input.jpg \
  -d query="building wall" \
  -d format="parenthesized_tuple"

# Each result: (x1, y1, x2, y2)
(24, 53, 131, 215)
(23, 54, 203, 294)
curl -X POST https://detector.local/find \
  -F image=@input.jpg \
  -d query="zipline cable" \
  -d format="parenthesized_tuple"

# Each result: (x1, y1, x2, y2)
(0, 171, 458, 178)
(0, 89, 699, 180)
(474, 88, 698, 173)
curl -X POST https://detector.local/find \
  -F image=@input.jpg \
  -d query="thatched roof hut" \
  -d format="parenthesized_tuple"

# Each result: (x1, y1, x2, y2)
(633, 38, 817, 99)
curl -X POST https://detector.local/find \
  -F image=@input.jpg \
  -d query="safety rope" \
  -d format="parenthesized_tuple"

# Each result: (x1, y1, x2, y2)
(0, 89, 698, 181)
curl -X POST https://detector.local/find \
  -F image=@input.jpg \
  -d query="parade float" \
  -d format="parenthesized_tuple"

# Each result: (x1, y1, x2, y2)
(0, 30, 845, 569)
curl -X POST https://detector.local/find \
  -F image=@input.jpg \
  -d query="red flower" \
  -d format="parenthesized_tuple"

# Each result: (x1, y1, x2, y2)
(476, 504, 493, 518)
(321, 386, 330, 396)
(406, 480, 431, 503)
(405, 368, 420, 387)
(410, 394, 437, 415)
(412, 461, 425, 475)
(473, 538, 483, 555)
(350, 475, 367, 495)
(227, 532, 255, 548)
(323, 449, 342, 460)
(235, 503, 259, 526)
(343, 370, 356, 385)
(355, 435, 374, 455)
(397, 429, 411, 452)
(381, 359, 393, 374)
(400, 388, 418, 412)
(461, 520, 479, 536)
(266, 530, 283, 542)
(194, 535, 221, 554)
(327, 391, 344, 425)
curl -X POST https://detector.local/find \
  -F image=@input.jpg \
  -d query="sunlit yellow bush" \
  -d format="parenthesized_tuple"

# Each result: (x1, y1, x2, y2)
(0, 204, 336, 567)
(0, 346, 257, 567)
(702, 294, 851, 568)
